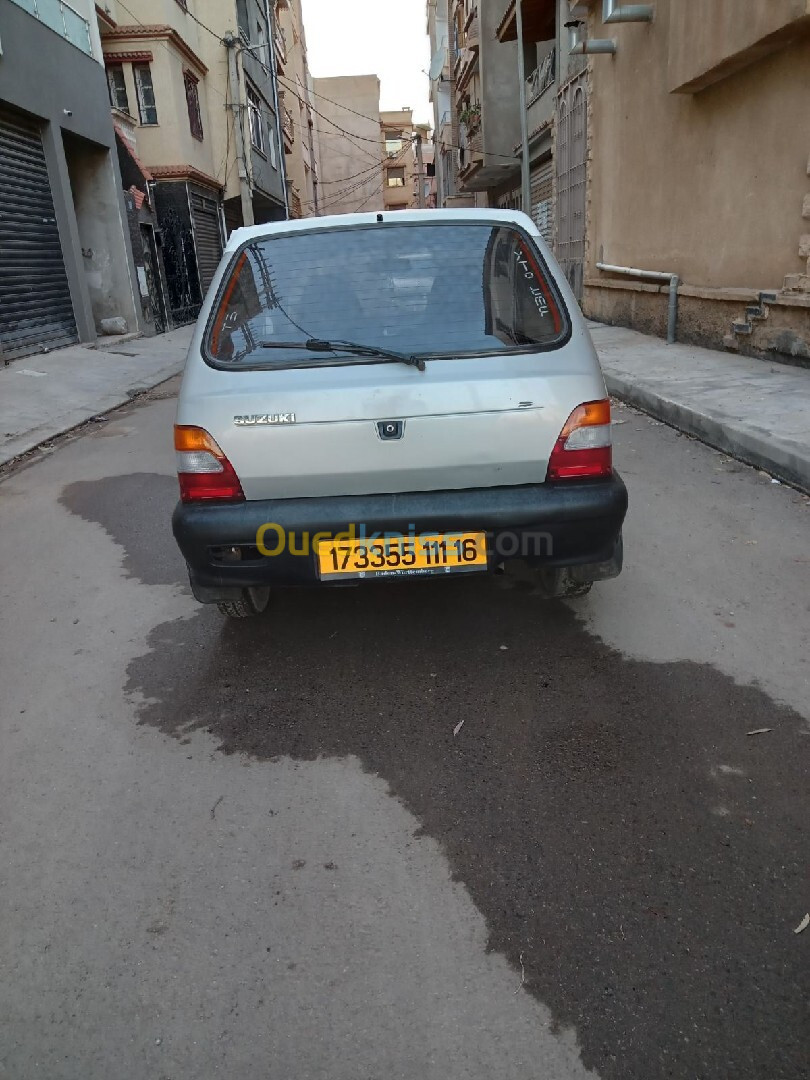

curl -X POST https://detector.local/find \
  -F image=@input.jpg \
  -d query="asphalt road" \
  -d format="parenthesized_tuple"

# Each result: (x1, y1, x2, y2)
(1, 384, 808, 1080)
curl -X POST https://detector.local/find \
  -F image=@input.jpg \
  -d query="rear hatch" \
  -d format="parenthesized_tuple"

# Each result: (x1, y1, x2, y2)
(179, 217, 605, 500)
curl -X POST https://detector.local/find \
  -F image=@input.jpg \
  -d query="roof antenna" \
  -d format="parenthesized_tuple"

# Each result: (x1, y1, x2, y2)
(377, 213, 383, 223)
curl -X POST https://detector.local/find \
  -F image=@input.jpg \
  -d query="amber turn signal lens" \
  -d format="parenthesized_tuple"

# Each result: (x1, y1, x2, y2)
(174, 424, 225, 456)
(560, 399, 611, 438)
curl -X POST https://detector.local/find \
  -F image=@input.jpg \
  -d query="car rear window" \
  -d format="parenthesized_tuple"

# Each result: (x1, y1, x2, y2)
(206, 222, 569, 367)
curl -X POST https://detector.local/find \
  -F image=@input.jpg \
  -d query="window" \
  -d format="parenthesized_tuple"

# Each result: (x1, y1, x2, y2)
(236, 0, 250, 40)
(134, 64, 158, 125)
(246, 83, 264, 153)
(184, 71, 203, 140)
(385, 132, 404, 155)
(106, 65, 129, 113)
(205, 223, 569, 368)
(256, 21, 268, 66)
(267, 115, 278, 168)
(387, 167, 405, 188)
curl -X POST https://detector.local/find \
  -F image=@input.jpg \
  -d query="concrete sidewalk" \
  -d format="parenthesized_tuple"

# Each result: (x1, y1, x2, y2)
(0, 326, 193, 467)
(591, 323, 810, 493)
(2, 320, 808, 492)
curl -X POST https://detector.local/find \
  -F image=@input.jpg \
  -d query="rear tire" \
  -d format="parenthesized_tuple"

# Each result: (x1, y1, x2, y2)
(216, 587, 271, 619)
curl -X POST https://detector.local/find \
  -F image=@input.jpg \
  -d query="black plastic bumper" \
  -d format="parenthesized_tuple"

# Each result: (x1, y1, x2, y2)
(173, 476, 627, 594)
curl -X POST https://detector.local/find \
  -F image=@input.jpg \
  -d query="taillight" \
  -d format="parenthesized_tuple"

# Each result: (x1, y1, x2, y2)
(174, 425, 245, 503)
(547, 399, 613, 481)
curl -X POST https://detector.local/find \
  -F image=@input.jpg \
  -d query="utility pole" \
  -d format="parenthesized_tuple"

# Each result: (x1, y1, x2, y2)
(515, 0, 532, 217)
(224, 32, 255, 227)
(415, 131, 425, 209)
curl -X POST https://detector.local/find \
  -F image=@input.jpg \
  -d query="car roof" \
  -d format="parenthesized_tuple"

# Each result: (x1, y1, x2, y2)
(224, 208, 539, 254)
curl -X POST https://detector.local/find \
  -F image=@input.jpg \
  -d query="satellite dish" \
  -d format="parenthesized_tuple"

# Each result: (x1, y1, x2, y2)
(428, 38, 447, 81)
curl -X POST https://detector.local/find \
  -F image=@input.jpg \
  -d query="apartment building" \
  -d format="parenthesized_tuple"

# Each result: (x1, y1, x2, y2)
(313, 75, 384, 215)
(0, 0, 141, 360)
(426, 0, 456, 205)
(380, 111, 431, 212)
(450, 0, 523, 205)
(97, 0, 289, 324)
(275, 0, 320, 218)
(495, 0, 580, 246)
(575, 0, 810, 360)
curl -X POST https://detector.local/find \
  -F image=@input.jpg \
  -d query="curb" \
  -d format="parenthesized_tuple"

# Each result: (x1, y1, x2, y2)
(605, 373, 810, 495)
(0, 364, 183, 472)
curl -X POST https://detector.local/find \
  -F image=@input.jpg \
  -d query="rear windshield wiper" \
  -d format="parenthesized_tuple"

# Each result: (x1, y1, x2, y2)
(257, 338, 426, 372)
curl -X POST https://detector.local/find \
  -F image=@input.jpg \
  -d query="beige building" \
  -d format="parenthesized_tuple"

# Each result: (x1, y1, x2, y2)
(313, 75, 385, 215)
(275, 0, 321, 217)
(380, 111, 431, 211)
(442, 0, 810, 360)
(97, 0, 289, 324)
(576, 0, 810, 360)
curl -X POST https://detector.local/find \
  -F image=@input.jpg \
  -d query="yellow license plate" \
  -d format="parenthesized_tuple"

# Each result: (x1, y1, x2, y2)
(316, 532, 488, 580)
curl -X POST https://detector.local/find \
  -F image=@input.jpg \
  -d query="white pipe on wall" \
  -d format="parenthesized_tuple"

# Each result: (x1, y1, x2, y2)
(603, 0, 654, 23)
(596, 261, 680, 344)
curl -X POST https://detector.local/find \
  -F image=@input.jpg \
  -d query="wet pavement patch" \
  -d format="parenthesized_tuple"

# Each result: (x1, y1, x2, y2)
(60, 474, 185, 588)
(65, 472, 809, 1079)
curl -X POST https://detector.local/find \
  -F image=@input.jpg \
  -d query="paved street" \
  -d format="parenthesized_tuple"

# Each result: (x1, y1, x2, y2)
(0, 384, 808, 1080)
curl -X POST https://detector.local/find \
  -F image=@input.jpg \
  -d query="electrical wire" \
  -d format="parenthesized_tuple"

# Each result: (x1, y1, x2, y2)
(295, 74, 523, 164)
(305, 145, 410, 212)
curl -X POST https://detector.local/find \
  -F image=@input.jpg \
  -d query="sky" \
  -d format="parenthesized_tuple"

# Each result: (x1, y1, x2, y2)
(300, 0, 433, 125)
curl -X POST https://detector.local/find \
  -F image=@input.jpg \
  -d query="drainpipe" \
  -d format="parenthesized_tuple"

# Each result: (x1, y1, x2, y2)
(602, 0, 653, 23)
(515, 0, 532, 216)
(596, 261, 680, 344)
(567, 18, 616, 55)
(568, 0, 653, 54)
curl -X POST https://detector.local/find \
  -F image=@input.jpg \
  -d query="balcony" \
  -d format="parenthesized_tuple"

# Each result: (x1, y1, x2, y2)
(526, 48, 555, 137)
(466, 13, 480, 50)
(9, 0, 93, 55)
(456, 47, 479, 94)
(439, 110, 453, 148)
(458, 120, 520, 193)
(274, 25, 287, 69)
(282, 105, 294, 152)
(495, 0, 556, 44)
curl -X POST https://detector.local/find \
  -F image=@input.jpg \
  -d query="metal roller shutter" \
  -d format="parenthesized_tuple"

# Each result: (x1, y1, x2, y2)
(190, 189, 223, 298)
(530, 158, 554, 245)
(0, 106, 77, 360)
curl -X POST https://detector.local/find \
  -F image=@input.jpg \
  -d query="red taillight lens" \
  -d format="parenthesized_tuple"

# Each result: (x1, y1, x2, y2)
(174, 425, 245, 503)
(547, 399, 613, 481)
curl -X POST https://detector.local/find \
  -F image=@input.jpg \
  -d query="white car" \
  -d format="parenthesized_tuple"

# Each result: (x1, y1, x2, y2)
(172, 208, 627, 617)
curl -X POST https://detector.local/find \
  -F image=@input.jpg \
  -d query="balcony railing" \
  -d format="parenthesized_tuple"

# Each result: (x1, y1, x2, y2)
(282, 105, 294, 148)
(10, 0, 93, 56)
(527, 48, 556, 104)
(274, 25, 287, 67)
(439, 110, 453, 146)
(466, 13, 480, 50)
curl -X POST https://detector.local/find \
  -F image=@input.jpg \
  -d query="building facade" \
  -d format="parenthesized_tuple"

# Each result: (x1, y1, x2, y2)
(313, 75, 384, 215)
(577, 0, 810, 360)
(380, 111, 431, 212)
(96, 0, 294, 325)
(426, 0, 459, 206)
(0, 0, 141, 361)
(275, 0, 321, 218)
(435, 0, 810, 360)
